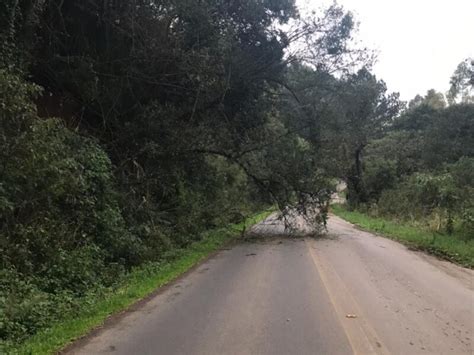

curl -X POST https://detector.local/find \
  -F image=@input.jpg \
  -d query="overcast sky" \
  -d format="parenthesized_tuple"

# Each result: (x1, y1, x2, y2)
(297, 0, 474, 101)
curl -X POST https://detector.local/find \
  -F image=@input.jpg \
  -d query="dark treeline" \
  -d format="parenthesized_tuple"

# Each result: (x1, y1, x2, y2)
(0, 0, 472, 346)
(361, 87, 474, 236)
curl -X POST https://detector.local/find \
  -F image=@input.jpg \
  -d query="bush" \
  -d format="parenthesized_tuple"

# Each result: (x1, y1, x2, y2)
(363, 158, 398, 202)
(377, 160, 474, 237)
(0, 70, 138, 343)
(449, 158, 474, 236)
(0, 269, 61, 342)
(1, 117, 140, 271)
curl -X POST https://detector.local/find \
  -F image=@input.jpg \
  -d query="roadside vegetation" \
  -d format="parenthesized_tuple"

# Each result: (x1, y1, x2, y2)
(359, 98, 474, 236)
(0, 0, 472, 352)
(331, 81, 473, 267)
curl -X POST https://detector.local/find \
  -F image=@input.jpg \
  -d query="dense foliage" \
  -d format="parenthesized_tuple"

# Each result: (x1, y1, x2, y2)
(360, 90, 474, 238)
(0, 0, 372, 346)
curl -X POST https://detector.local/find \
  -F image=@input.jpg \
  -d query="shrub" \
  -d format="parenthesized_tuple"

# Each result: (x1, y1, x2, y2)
(363, 158, 398, 202)
(0, 70, 137, 343)
(449, 157, 474, 236)
(377, 161, 474, 236)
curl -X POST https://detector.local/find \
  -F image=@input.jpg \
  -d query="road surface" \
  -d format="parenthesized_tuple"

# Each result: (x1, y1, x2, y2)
(66, 215, 473, 355)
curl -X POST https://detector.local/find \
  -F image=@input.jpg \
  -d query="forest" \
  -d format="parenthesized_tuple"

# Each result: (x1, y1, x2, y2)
(0, 0, 472, 350)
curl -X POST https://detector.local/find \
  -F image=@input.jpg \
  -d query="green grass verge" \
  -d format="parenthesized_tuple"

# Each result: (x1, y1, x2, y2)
(331, 204, 474, 268)
(6, 210, 273, 355)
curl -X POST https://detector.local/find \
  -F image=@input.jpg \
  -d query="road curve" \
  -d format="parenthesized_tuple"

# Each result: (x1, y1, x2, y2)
(66, 215, 473, 355)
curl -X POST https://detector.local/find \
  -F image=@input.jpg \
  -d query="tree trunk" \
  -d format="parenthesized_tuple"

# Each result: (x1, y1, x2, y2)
(346, 145, 367, 208)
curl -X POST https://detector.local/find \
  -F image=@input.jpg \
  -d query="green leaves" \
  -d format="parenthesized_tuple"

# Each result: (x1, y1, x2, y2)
(448, 58, 474, 104)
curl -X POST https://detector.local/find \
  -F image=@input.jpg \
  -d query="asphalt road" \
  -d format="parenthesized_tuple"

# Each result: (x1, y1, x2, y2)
(67, 215, 473, 355)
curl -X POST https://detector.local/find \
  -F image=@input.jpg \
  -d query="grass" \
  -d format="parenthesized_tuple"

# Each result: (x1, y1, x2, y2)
(331, 204, 474, 269)
(6, 210, 272, 355)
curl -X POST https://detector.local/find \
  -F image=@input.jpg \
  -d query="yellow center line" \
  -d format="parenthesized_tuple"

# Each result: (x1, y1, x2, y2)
(305, 238, 390, 355)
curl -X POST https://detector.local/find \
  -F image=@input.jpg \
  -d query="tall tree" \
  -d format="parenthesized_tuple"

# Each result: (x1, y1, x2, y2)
(326, 69, 401, 206)
(448, 58, 474, 104)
